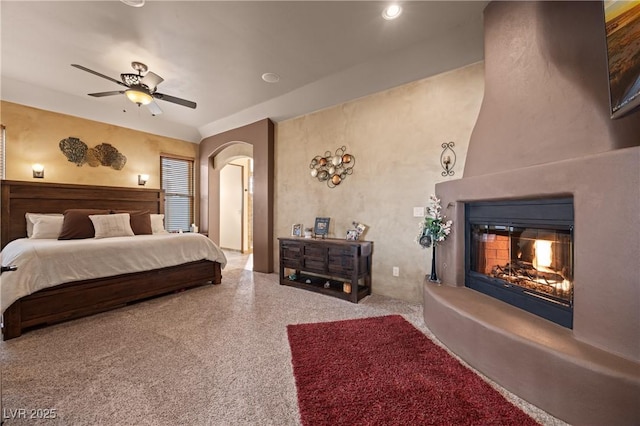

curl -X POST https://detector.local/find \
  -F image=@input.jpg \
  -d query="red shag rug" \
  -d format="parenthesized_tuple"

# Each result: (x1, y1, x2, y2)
(287, 315, 539, 426)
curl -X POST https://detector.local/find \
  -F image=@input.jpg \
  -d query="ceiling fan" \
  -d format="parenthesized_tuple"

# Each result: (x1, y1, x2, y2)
(71, 61, 197, 115)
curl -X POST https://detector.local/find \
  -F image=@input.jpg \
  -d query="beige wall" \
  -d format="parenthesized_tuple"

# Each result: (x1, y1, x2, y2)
(1, 101, 197, 191)
(275, 63, 484, 303)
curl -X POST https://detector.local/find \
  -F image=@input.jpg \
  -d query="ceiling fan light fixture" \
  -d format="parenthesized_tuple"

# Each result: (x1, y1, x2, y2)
(121, 73, 142, 86)
(73, 62, 195, 110)
(125, 88, 153, 105)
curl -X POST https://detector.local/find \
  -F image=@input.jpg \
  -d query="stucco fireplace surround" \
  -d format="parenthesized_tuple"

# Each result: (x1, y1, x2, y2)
(423, 2, 640, 425)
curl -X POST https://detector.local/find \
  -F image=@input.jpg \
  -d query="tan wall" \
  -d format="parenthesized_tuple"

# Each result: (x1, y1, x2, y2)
(275, 63, 484, 303)
(1, 101, 198, 191)
(465, 1, 640, 178)
(427, 5, 639, 423)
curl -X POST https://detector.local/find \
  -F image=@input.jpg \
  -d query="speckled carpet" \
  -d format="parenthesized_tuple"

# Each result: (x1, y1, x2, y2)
(0, 252, 565, 425)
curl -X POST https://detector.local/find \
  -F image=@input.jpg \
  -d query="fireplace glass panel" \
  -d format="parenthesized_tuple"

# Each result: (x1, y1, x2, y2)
(470, 224, 573, 305)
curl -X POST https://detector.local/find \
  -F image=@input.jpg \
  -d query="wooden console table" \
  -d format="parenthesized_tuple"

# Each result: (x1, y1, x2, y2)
(278, 237, 373, 303)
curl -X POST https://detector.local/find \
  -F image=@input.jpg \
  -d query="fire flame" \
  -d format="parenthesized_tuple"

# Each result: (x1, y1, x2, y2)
(533, 239, 552, 269)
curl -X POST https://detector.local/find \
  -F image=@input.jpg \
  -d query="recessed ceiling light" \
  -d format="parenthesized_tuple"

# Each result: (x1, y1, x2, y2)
(382, 4, 402, 20)
(120, 0, 145, 8)
(262, 72, 280, 83)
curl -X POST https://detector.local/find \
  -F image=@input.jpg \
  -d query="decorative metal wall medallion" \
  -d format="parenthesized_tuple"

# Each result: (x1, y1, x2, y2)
(59, 137, 88, 166)
(309, 146, 355, 188)
(59, 138, 127, 170)
(87, 143, 127, 170)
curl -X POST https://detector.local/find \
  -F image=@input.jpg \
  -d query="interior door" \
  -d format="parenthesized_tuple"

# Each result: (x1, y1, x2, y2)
(219, 163, 243, 251)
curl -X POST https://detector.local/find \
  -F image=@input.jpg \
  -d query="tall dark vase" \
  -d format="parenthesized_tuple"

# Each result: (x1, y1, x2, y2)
(429, 246, 439, 282)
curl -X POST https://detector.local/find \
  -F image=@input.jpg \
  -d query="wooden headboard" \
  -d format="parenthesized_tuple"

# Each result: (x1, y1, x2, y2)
(1, 180, 164, 249)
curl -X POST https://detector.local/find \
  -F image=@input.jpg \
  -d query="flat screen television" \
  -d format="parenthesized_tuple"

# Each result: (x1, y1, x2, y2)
(604, 0, 640, 118)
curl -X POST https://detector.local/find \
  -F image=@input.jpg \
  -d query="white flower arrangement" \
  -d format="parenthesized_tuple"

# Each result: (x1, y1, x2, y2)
(417, 194, 452, 248)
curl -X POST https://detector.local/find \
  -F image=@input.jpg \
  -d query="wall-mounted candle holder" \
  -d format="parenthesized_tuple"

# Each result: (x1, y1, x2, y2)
(440, 142, 456, 176)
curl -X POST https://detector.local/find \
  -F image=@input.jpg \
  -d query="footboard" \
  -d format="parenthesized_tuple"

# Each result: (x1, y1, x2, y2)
(2, 260, 222, 340)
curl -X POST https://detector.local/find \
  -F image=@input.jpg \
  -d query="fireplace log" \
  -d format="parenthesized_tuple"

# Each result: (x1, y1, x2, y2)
(491, 261, 565, 283)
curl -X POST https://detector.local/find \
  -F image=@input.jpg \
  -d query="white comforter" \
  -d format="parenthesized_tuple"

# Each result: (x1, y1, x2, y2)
(0, 233, 227, 314)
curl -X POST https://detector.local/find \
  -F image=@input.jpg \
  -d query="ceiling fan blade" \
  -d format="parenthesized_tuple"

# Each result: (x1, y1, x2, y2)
(153, 92, 197, 109)
(142, 71, 164, 92)
(72, 64, 128, 87)
(147, 101, 163, 116)
(88, 91, 124, 97)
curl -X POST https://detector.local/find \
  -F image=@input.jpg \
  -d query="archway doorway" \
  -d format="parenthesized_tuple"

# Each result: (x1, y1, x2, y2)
(199, 119, 273, 274)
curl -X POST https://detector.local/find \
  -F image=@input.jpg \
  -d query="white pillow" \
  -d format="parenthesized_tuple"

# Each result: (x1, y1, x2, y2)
(31, 215, 64, 239)
(150, 214, 168, 234)
(26, 213, 63, 238)
(89, 213, 135, 239)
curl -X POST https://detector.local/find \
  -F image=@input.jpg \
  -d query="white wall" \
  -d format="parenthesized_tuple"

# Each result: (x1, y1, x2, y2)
(219, 163, 243, 251)
(219, 157, 252, 252)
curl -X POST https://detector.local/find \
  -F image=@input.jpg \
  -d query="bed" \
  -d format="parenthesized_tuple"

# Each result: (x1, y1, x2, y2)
(0, 180, 226, 340)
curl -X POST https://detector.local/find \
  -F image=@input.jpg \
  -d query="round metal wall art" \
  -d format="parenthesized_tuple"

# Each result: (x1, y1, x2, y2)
(309, 146, 355, 188)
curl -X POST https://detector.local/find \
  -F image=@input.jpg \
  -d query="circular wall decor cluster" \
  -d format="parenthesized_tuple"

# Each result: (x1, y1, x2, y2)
(309, 146, 355, 188)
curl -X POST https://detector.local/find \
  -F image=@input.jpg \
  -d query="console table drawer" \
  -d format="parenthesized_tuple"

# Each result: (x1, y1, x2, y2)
(328, 246, 354, 256)
(328, 255, 354, 275)
(282, 259, 302, 269)
(281, 242, 301, 257)
(303, 258, 326, 273)
(303, 245, 325, 260)
(281, 241, 302, 269)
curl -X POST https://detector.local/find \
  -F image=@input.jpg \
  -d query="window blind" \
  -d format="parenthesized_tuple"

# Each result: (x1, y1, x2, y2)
(161, 156, 194, 232)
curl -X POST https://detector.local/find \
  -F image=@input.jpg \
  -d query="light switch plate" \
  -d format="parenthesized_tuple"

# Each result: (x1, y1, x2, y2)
(413, 207, 425, 217)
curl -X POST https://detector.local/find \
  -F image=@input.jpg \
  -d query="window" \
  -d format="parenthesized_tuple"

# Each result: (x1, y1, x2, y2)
(161, 155, 194, 232)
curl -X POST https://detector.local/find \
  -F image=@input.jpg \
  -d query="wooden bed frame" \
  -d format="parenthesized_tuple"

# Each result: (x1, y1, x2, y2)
(1, 180, 222, 340)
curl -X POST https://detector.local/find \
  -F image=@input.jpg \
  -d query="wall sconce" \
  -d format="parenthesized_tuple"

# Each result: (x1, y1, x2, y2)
(32, 163, 44, 178)
(138, 174, 149, 186)
(440, 142, 456, 176)
(309, 146, 356, 188)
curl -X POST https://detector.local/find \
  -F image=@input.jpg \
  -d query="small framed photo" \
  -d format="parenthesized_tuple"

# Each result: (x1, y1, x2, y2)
(346, 229, 359, 241)
(314, 217, 330, 237)
(354, 222, 367, 235)
(291, 223, 302, 237)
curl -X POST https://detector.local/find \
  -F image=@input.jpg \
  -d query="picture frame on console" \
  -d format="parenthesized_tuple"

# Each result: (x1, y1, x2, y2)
(291, 223, 302, 237)
(346, 230, 359, 241)
(314, 217, 330, 238)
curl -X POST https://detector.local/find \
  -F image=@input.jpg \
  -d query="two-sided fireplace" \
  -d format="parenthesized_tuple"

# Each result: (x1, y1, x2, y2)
(465, 198, 574, 328)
